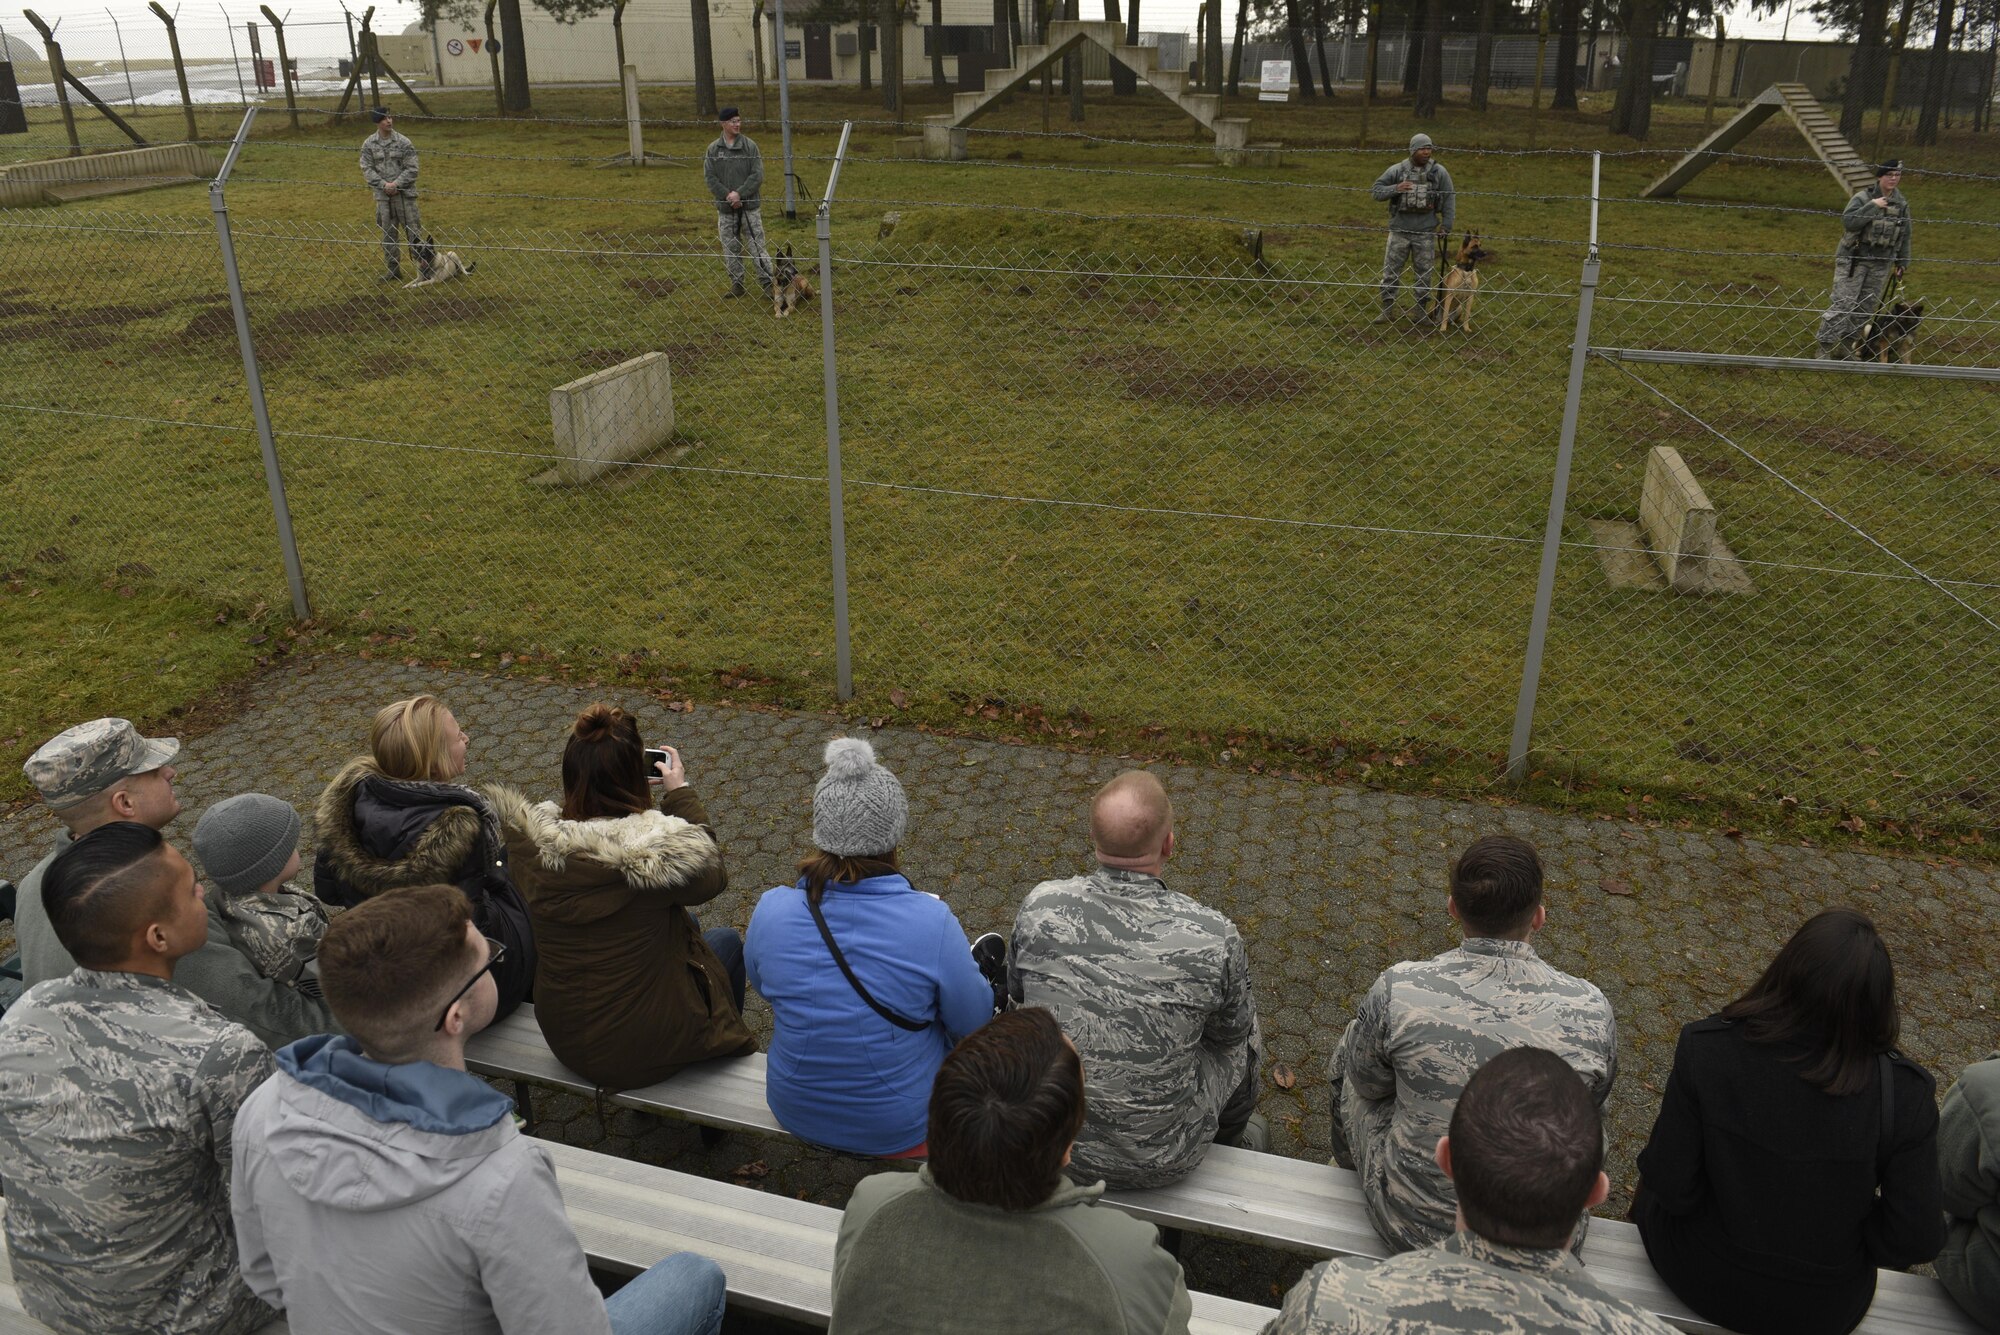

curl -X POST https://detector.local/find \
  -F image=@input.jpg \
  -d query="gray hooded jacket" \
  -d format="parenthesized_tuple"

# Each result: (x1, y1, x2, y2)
(231, 1035, 615, 1335)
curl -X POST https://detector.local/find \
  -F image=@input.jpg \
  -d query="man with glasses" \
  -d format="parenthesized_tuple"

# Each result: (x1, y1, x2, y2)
(231, 884, 729, 1335)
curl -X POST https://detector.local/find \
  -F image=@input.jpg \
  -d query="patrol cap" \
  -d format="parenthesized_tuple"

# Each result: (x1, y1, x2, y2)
(24, 718, 180, 811)
(370, 107, 391, 124)
(718, 106, 740, 121)
(1875, 158, 1902, 175)
(1410, 132, 1435, 152)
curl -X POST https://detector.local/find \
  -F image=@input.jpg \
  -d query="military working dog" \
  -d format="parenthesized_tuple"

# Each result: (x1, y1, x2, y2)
(771, 244, 813, 318)
(1438, 232, 1489, 333)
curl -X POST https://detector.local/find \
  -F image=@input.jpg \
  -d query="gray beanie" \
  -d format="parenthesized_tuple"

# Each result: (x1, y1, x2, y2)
(1410, 132, 1435, 153)
(193, 793, 301, 896)
(812, 737, 908, 857)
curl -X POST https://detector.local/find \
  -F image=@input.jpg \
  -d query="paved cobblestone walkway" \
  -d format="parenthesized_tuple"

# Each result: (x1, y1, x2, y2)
(5, 655, 1997, 1316)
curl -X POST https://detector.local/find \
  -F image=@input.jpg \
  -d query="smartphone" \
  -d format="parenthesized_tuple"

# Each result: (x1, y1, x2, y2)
(644, 747, 672, 769)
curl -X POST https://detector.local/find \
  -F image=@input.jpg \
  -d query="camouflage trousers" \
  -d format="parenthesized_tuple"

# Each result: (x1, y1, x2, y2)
(1381, 229, 1439, 318)
(718, 207, 774, 294)
(1816, 257, 1893, 354)
(375, 194, 422, 277)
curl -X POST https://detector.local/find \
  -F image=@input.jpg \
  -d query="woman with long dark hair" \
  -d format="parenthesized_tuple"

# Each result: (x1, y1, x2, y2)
(1634, 908, 1944, 1334)
(487, 704, 755, 1090)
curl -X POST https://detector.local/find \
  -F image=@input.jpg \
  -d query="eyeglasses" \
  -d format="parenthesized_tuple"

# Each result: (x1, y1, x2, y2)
(435, 937, 506, 1032)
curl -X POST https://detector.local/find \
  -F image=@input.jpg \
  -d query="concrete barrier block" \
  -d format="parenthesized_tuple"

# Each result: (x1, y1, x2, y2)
(922, 115, 966, 161)
(1640, 445, 1717, 592)
(549, 351, 674, 485)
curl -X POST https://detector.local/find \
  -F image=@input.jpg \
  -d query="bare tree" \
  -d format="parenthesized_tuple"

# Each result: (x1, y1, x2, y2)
(1311, 0, 1334, 95)
(1469, 0, 1496, 108)
(1206, 0, 1224, 89)
(1553, 0, 1581, 109)
(1841, 0, 1891, 141)
(1109, 0, 1136, 93)
(1414, 0, 1443, 114)
(1228, 0, 1250, 93)
(932, 0, 946, 87)
(1915, 0, 1956, 142)
(690, 0, 718, 113)
(1282, 0, 1318, 94)
(1609, 0, 1657, 137)
(881, 0, 902, 112)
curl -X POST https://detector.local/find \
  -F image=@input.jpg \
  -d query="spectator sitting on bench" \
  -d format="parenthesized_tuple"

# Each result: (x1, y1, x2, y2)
(746, 738, 996, 1157)
(192, 792, 337, 1009)
(486, 704, 756, 1092)
(831, 1006, 1192, 1335)
(19, 720, 335, 1047)
(1938, 1050, 2000, 1331)
(0, 822, 278, 1335)
(1328, 834, 1616, 1253)
(230, 883, 728, 1335)
(313, 694, 536, 1020)
(1267, 1047, 1676, 1335)
(1634, 908, 1944, 1335)
(1009, 769, 1267, 1190)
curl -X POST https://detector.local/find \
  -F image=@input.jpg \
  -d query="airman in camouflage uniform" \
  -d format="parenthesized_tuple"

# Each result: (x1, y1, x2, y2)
(1265, 1231, 1679, 1335)
(1009, 771, 1263, 1191)
(1329, 838, 1616, 1254)
(1816, 160, 1914, 359)
(0, 968, 277, 1335)
(360, 107, 421, 282)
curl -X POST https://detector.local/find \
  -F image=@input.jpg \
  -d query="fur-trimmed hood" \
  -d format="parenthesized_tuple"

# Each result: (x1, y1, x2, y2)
(312, 756, 500, 899)
(484, 784, 719, 896)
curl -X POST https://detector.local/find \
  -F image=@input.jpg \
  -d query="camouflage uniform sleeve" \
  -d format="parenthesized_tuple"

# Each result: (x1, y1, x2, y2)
(1263, 1259, 1348, 1335)
(1343, 972, 1397, 1104)
(198, 1030, 278, 1179)
(360, 140, 382, 189)
(1369, 162, 1403, 202)
(392, 138, 418, 192)
(1006, 891, 1043, 1005)
(1593, 991, 1619, 1110)
(1200, 924, 1257, 1052)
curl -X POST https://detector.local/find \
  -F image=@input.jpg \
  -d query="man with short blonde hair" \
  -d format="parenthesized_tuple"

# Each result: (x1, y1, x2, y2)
(1009, 770, 1265, 1190)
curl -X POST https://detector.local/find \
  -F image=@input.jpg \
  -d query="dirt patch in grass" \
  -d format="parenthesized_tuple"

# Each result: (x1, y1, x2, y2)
(354, 351, 410, 381)
(574, 347, 634, 369)
(9, 299, 180, 341)
(1078, 347, 1316, 406)
(0, 298, 50, 319)
(1746, 414, 2000, 481)
(624, 276, 680, 298)
(180, 295, 502, 342)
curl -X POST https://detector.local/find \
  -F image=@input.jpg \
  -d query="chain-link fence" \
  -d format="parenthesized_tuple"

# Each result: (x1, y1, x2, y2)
(2, 122, 1997, 838)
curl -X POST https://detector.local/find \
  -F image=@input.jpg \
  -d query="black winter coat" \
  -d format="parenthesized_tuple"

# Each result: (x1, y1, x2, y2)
(311, 756, 536, 1019)
(1634, 1016, 1945, 1335)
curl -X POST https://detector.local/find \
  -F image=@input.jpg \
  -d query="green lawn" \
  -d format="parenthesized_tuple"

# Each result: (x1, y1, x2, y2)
(2, 85, 1995, 839)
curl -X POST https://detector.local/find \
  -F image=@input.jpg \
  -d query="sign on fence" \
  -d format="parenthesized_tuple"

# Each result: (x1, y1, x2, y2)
(1259, 59, 1291, 102)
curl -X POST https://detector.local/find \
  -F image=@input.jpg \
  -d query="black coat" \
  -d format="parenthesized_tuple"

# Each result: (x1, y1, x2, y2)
(1634, 1016, 1945, 1335)
(312, 756, 536, 1019)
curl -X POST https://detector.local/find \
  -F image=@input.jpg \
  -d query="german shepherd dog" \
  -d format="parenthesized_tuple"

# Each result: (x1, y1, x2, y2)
(1856, 299, 1923, 363)
(1438, 232, 1489, 333)
(771, 244, 813, 318)
(406, 235, 476, 289)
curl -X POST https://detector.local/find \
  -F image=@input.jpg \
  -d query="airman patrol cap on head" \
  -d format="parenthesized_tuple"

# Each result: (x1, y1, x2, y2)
(23, 718, 180, 811)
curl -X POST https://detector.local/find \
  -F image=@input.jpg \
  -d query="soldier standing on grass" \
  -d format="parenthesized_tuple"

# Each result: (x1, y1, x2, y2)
(1371, 133, 1456, 328)
(359, 107, 420, 284)
(1816, 160, 1913, 360)
(704, 107, 773, 300)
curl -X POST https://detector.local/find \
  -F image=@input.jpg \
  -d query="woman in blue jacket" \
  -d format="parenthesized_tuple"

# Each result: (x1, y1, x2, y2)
(745, 737, 995, 1157)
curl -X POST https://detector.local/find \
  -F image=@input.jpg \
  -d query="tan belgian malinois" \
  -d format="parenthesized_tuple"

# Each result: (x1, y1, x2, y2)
(1438, 232, 1489, 333)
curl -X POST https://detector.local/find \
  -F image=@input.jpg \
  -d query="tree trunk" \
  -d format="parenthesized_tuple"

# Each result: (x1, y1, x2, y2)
(1402, 5, 1422, 92)
(498, 0, 530, 112)
(932, 0, 946, 88)
(1312, 0, 1334, 94)
(993, 0, 1011, 64)
(1553, 0, 1581, 108)
(1414, 0, 1443, 113)
(1468, 0, 1494, 109)
(1609, 0, 1655, 137)
(1206, 0, 1225, 90)
(1366, 7, 1381, 97)
(611, 0, 627, 82)
(690, 0, 718, 114)
(882, 0, 902, 113)
(1109, 0, 1135, 93)
(860, 16, 872, 90)
(1067, 0, 1084, 118)
(1228, 0, 1249, 95)
(1915, 0, 1955, 142)
(1277, 0, 1316, 95)
(1125, 0, 1142, 74)
(1842, 0, 1890, 141)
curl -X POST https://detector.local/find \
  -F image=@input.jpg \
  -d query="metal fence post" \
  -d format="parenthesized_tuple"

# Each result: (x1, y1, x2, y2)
(1507, 156, 1601, 783)
(817, 121, 855, 701)
(773, 0, 798, 219)
(210, 108, 313, 621)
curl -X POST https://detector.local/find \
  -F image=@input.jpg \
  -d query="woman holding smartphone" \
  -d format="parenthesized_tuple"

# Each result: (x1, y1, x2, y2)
(487, 703, 756, 1091)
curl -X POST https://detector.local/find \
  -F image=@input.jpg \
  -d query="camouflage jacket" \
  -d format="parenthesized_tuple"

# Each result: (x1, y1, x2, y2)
(1838, 185, 1913, 266)
(1009, 865, 1261, 1190)
(1262, 1230, 1678, 1334)
(0, 970, 277, 1335)
(218, 880, 328, 991)
(1340, 937, 1616, 1252)
(359, 130, 419, 200)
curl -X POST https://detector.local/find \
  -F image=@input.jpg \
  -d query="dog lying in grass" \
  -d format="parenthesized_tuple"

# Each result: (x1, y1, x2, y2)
(771, 244, 813, 318)
(406, 235, 476, 289)
(1438, 232, 1489, 333)
(1856, 299, 1923, 364)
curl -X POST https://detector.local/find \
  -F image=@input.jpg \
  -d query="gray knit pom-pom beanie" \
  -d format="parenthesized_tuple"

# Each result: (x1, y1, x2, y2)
(812, 737, 908, 857)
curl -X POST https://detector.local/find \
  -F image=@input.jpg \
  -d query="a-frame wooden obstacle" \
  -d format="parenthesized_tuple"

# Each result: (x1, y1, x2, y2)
(908, 19, 1280, 165)
(1643, 83, 1877, 199)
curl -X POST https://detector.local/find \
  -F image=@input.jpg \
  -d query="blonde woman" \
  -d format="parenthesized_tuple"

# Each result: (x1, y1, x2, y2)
(313, 694, 535, 1017)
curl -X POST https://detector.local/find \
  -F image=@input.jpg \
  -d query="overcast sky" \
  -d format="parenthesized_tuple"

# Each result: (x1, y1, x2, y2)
(7, 0, 1835, 66)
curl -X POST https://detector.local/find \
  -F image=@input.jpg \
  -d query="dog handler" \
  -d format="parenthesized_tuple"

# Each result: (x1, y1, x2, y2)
(1371, 133, 1455, 327)
(359, 108, 421, 284)
(704, 107, 774, 300)
(1816, 160, 1913, 359)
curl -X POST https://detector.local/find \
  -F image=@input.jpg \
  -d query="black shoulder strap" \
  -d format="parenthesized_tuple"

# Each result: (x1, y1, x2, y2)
(805, 891, 928, 1033)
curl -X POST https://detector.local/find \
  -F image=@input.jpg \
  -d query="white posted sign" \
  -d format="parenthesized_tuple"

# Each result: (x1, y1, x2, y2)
(1259, 59, 1292, 101)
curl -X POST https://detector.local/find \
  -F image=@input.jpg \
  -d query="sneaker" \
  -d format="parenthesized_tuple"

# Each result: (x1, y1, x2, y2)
(1221, 1111, 1269, 1153)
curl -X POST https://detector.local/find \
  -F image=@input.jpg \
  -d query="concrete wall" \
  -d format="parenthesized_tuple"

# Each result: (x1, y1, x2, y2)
(1640, 446, 1718, 593)
(549, 351, 676, 485)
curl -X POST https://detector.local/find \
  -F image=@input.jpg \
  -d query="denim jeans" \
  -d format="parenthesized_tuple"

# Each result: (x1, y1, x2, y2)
(692, 916, 748, 1014)
(603, 1251, 727, 1335)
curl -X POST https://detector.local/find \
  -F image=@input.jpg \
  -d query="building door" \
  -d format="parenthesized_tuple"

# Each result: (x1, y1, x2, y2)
(804, 23, 832, 79)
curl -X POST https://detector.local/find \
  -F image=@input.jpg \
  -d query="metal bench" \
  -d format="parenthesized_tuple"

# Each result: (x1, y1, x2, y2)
(469, 1005, 1983, 1334)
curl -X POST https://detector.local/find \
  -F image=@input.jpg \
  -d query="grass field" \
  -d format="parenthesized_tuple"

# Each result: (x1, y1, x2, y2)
(2, 83, 1996, 840)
